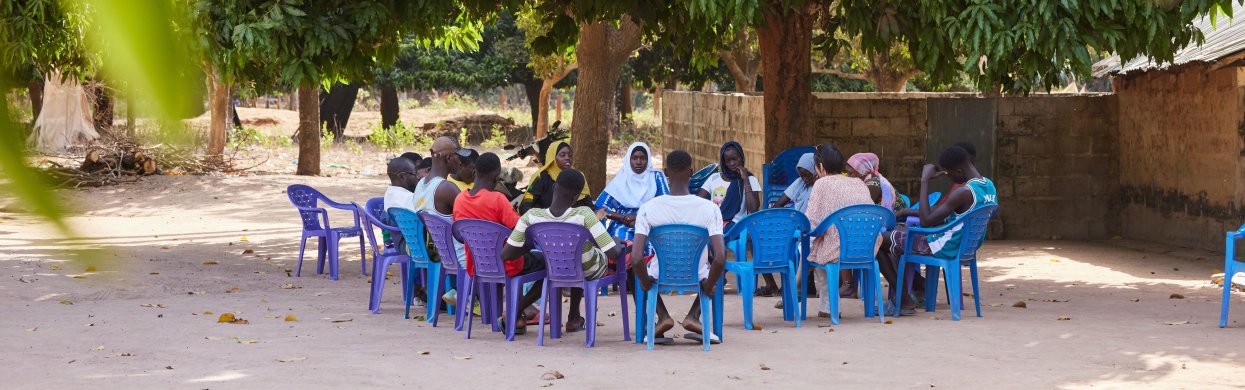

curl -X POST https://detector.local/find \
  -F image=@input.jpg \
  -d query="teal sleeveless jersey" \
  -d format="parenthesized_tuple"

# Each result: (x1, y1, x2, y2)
(926, 178, 997, 259)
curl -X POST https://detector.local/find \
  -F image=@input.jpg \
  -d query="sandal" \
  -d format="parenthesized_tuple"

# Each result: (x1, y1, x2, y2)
(683, 332, 721, 344)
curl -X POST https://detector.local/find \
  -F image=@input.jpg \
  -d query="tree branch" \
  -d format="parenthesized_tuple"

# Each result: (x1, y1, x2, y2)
(811, 64, 870, 81)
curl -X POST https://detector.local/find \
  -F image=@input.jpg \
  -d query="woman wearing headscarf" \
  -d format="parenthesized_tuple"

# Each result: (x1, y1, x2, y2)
(521, 140, 595, 213)
(770, 153, 817, 213)
(596, 142, 670, 243)
(697, 141, 769, 295)
(805, 144, 876, 317)
(847, 152, 901, 212)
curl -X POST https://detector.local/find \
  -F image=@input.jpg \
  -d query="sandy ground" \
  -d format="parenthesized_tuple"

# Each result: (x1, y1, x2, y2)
(2, 170, 1245, 389)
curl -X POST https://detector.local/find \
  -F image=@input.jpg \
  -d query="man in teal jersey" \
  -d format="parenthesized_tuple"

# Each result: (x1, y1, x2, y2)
(877, 145, 997, 314)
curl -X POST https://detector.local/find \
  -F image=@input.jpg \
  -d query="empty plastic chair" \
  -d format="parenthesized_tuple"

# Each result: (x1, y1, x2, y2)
(639, 224, 719, 351)
(799, 204, 895, 325)
(761, 146, 816, 208)
(894, 205, 998, 321)
(286, 184, 366, 281)
(453, 219, 547, 341)
(723, 208, 810, 329)
(526, 222, 631, 347)
(420, 211, 465, 330)
(389, 208, 443, 322)
(358, 198, 411, 314)
(1220, 224, 1245, 327)
(689, 163, 718, 194)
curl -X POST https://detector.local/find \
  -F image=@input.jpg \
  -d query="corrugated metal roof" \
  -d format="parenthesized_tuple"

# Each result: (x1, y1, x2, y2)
(1093, 6, 1245, 77)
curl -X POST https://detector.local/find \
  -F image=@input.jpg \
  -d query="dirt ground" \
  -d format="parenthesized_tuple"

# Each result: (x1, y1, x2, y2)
(2, 165, 1245, 388)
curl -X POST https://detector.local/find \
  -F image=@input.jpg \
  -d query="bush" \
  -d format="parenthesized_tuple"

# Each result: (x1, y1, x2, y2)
(480, 124, 507, 150)
(367, 120, 430, 152)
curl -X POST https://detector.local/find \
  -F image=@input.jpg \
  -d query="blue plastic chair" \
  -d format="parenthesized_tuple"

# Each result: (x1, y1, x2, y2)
(894, 205, 998, 321)
(637, 224, 717, 351)
(761, 146, 815, 208)
(453, 218, 548, 341)
(526, 222, 630, 347)
(419, 211, 462, 329)
(389, 208, 443, 322)
(358, 198, 411, 314)
(799, 205, 895, 324)
(723, 208, 810, 329)
(286, 184, 367, 280)
(689, 163, 718, 194)
(1220, 224, 1245, 327)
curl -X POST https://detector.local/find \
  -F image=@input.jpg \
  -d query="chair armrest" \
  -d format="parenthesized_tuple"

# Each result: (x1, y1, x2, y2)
(810, 216, 833, 237)
(321, 197, 354, 210)
(723, 222, 745, 243)
(907, 222, 958, 236)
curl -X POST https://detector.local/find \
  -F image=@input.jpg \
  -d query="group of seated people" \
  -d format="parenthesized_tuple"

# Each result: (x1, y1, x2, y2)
(379, 135, 997, 343)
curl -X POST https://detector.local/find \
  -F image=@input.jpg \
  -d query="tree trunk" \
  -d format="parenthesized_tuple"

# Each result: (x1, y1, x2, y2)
(521, 78, 542, 128)
(619, 80, 633, 121)
(93, 82, 114, 133)
(571, 17, 643, 193)
(125, 94, 135, 136)
(380, 84, 399, 129)
(720, 29, 761, 93)
(296, 84, 320, 175)
(206, 70, 228, 163)
(286, 92, 297, 110)
(757, 3, 814, 162)
(319, 82, 360, 142)
(27, 79, 43, 121)
(536, 79, 556, 139)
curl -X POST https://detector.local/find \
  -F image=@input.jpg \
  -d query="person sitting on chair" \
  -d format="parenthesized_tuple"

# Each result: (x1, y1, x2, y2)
(633, 150, 727, 344)
(699, 141, 775, 297)
(448, 148, 479, 191)
(804, 144, 875, 316)
(877, 145, 998, 315)
(770, 153, 816, 213)
(502, 169, 624, 333)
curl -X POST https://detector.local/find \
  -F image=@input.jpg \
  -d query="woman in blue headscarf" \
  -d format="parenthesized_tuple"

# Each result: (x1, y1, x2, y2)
(698, 141, 768, 294)
(770, 153, 817, 213)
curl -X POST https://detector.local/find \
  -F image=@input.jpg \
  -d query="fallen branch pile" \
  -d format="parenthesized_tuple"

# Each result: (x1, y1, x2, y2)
(34, 133, 265, 188)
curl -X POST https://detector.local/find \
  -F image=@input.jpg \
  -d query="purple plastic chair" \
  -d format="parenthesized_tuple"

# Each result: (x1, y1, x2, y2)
(419, 211, 466, 330)
(287, 184, 366, 281)
(358, 198, 411, 314)
(453, 219, 547, 341)
(526, 222, 630, 347)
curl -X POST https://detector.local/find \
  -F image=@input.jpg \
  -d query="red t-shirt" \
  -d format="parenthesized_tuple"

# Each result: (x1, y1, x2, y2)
(452, 189, 522, 277)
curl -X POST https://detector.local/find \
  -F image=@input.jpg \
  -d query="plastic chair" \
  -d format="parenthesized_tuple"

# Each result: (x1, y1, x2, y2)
(526, 222, 631, 347)
(723, 209, 810, 329)
(419, 211, 465, 329)
(389, 208, 443, 322)
(689, 163, 718, 193)
(358, 198, 411, 314)
(453, 219, 547, 341)
(638, 224, 718, 351)
(1220, 224, 1245, 327)
(761, 146, 815, 208)
(799, 205, 896, 324)
(895, 205, 998, 321)
(287, 184, 366, 281)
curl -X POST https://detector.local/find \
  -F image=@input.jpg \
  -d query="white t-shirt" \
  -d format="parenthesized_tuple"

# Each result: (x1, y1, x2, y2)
(383, 186, 415, 211)
(700, 172, 761, 223)
(635, 195, 724, 281)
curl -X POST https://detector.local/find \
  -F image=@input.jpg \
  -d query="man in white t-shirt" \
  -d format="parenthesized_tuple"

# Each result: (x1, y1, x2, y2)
(383, 157, 419, 212)
(633, 150, 727, 344)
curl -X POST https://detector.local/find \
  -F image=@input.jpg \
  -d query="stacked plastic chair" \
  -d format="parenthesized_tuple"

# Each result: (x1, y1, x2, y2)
(358, 198, 411, 314)
(526, 222, 631, 347)
(723, 208, 810, 329)
(761, 146, 816, 207)
(286, 184, 366, 280)
(453, 219, 547, 341)
(799, 204, 895, 324)
(1220, 224, 1245, 327)
(894, 205, 998, 321)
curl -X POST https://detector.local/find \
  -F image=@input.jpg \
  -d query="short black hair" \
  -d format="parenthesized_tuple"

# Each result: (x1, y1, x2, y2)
(401, 152, 423, 164)
(666, 150, 692, 172)
(939, 145, 972, 170)
(458, 148, 480, 166)
(476, 152, 501, 177)
(555, 169, 586, 195)
(815, 143, 845, 173)
(953, 141, 977, 158)
(417, 157, 433, 170)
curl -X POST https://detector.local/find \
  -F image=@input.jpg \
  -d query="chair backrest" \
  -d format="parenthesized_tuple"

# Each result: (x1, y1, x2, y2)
(905, 192, 942, 210)
(824, 204, 896, 264)
(364, 197, 388, 226)
(730, 208, 810, 268)
(647, 224, 710, 289)
(419, 211, 460, 272)
(452, 218, 511, 279)
(689, 163, 718, 193)
(953, 205, 998, 261)
(762, 146, 816, 207)
(287, 184, 325, 230)
(388, 208, 432, 266)
(526, 222, 593, 284)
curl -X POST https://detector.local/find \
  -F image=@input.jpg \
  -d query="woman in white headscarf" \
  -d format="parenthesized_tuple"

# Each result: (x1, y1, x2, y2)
(595, 142, 670, 244)
(770, 153, 817, 213)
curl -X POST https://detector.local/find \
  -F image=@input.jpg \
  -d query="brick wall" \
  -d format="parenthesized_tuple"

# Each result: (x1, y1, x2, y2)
(810, 93, 931, 197)
(1114, 65, 1245, 250)
(662, 92, 766, 175)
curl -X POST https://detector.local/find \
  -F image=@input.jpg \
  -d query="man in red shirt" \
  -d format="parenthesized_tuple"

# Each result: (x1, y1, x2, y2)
(452, 152, 546, 333)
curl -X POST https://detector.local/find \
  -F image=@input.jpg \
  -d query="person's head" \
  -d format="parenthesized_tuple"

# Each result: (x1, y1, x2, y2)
(430, 136, 463, 171)
(796, 153, 816, 186)
(846, 152, 881, 181)
(400, 152, 423, 165)
(553, 142, 573, 170)
(814, 143, 846, 177)
(474, 152, 502, 184)
(954, 141, 977, 163)
(938, 145, 974, 184)
(552, 169, 586, 206)
(386, 157, 418, 189)
(720, 141, 744, 174)
(665, 150, 693, 182)
(416, 157, 432, 180)
(627, 143, 651, 174)
(457, 148, 479, 182)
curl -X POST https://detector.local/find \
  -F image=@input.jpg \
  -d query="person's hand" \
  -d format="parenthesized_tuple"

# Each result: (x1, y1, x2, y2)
(921, 164, 943, 182)
(638, 274, 655, 292)
(595, 208, 607, 220)
(700, 278, 717, 296)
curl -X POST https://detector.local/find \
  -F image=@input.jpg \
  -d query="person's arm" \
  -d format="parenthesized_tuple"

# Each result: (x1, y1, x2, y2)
(697, 188, 711, 200)
(500, 213, 529, 260)
(742, 170, 759, 213)
(498, 194, 521, 229)
(868, 184, 883, 205)
(771, 194, 792, 208)
(434, 182, 460, 216)
(917, 164, 973, 226)
(631, 233, 652, 291)
(702, 234, 726, 296)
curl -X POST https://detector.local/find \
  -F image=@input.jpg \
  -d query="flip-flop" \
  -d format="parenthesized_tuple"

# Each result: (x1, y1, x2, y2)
(683, 332, 721, 344)
(564, 318, 585, 333)
(642, 336, 675, 345)
(498, 318, 528, 335)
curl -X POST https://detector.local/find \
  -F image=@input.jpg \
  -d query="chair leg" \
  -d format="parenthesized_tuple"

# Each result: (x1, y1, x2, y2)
(784, 269, 799, 326)
(454, 273, 467, 331)
(1221, 264, 1235, 328)
(925, 265, 940, 312)
(403, 263, 418, 320)
(714, 278, 725, 342)
(358, 235, 367, 276)
(368, 259, 384, 314)
(538, 282, 549, 346)
(894, 259, 907, 318)
(425, 262, 442, 322)
(296, 235, 308, 277)
(550, 287, 563, 340)
(969, 261, 982, 318)
(860, 266, 873, 318)
(947, 265, 963, 321)
(645, 288, 657, 351)
(316, 237, 327, 275)
(874, 264, 885, 324)
(505, 281, 522, 341)
(827, 265, 840, 325)
(634, 277, 645, 344)
(700, 294, 712, 352)
(463, 279, 475, 340)
(737, 268, 756, 330)
(431, 267, 447, 327)
(618, 275, 631, 342)
(585, 283, 600, 347)
(327, 234, 340, 281)
(798, 262, 809, 321)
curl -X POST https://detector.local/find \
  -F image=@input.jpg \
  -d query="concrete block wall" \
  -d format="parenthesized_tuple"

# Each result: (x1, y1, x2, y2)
(662, 92, 766, 175)
(810, 94, 930, 197)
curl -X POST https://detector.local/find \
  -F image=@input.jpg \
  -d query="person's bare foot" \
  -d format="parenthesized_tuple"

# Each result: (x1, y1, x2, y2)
(565, 315, 585, 333)
(681, 316, 703, 335)
(654, 317, 675, 338)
